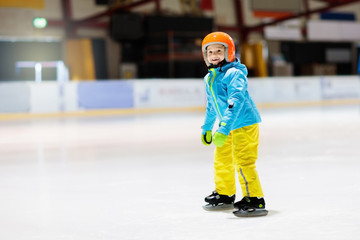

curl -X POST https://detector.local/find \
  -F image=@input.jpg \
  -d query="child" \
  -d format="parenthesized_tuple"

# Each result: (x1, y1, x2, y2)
(200, 32, 268, 217)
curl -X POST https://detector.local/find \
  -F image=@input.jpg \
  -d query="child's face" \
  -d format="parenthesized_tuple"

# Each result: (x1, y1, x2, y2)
(206, 44, 225, 66)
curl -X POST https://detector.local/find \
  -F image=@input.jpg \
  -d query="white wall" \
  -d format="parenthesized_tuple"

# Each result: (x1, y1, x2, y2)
(0, 0, 107, 39)
(0, 0, 64, 39)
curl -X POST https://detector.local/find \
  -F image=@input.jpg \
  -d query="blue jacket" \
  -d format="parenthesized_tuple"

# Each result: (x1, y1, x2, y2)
(202, 59, 261, 136)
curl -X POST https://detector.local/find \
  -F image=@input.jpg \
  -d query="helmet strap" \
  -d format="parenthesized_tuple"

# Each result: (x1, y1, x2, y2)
(208, 59, 227, 70)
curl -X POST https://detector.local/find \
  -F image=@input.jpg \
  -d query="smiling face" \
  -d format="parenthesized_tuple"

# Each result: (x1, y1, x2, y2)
(206, 44, 225, 66)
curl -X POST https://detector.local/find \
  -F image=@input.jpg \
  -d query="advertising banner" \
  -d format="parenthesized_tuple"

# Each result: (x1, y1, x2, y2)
(249, 77, 321, 103)
(134, 80, 206, 109)
(78, 81, 134, 109)
(320, 76, 360, 99)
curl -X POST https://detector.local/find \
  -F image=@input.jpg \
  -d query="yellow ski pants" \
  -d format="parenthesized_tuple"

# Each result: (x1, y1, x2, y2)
(214, 123, 264, 197)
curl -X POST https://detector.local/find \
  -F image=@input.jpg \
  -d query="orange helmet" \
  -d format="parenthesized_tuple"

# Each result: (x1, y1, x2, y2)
(202, 32, 235, 66)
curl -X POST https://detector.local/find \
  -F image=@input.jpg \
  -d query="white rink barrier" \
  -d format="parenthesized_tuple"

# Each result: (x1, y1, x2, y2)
(250, 76, 360, 107)
(0, 76, 359, 116)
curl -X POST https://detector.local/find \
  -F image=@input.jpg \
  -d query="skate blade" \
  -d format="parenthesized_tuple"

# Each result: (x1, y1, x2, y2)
(233, 208, 268, 217)
(202, 203, 234, 211)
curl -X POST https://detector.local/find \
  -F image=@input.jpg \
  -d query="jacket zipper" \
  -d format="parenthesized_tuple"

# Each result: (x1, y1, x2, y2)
(208, 68, 223, 120)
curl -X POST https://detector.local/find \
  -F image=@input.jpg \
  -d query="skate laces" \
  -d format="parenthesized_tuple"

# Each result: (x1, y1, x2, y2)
(234, 197, 265, 210)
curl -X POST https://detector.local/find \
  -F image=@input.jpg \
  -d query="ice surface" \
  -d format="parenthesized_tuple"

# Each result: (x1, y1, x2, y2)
(0, 105, 360, 240)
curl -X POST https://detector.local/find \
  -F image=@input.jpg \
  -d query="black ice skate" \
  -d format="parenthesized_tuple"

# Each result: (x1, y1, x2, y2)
(233, 196, 268, 217)
(202, 191, 235, 211)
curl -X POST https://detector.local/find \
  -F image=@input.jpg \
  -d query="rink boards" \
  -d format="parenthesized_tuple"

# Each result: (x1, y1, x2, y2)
(0, 76, 360, 118)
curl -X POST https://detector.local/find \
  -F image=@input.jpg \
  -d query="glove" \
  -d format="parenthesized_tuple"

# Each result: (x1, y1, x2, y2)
(213, 132, 228, 147)
(201, 130, 212, 146)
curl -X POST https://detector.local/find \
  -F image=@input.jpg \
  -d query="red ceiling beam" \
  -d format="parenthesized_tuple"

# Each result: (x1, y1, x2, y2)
(234, 0, 245, 35)
(247, 0, 360, 32)
(47, 19, 66, 27)
(62, 0, 73, 37)
(219, 0, 360, 42)
(312, 0, 345, 3)
(62, 0, 72, 21)
(47, 19, 108, 29)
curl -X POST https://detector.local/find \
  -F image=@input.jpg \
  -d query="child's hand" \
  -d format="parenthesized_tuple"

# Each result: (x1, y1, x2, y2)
(213, 132, 228, 147)
(201, 130, 212, 146)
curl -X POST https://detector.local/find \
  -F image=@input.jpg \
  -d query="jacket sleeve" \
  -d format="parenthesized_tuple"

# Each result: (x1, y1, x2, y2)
(202, 92, 217, 134)
(217, 71, 246, 136)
